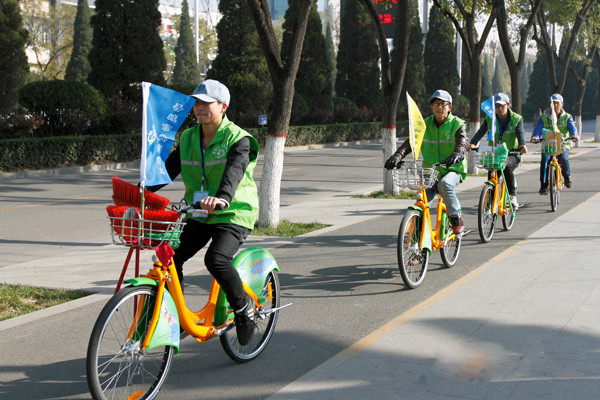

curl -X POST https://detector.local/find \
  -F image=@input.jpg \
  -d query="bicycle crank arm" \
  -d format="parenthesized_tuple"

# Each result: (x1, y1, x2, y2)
(258, 302, 294, 319)
(442, 229, 472, 246)
(457, 229, 472, 238)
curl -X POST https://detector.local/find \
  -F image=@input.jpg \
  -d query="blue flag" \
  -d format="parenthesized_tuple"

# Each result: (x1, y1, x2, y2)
(140, 82, 195, 187)
(480, 96, 496, 142)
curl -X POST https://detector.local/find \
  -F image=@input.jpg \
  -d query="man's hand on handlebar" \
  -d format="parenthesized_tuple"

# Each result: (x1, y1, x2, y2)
(469, 144, 479, 152)
(195, 196, 227, 213)
(518, 144, 528, 154)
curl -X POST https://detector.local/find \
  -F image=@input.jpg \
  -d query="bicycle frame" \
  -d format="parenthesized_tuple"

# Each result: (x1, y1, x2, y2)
(546, 155, 564, 189)
(408, 188, 455, 252)
(486, 169, 514, 218)
(125, 245, 280, 352)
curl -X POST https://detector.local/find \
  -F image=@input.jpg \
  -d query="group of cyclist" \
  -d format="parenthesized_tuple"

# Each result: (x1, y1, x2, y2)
(146, 78, 580, 346)
(384, 89, 580, 233)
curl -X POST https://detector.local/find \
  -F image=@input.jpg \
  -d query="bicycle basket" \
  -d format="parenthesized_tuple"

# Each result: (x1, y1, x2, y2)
(474, 151, 507, 170)
(107, 205, 185, 249)
(541, 139, 563, 155)
(392, 162, 438, 190)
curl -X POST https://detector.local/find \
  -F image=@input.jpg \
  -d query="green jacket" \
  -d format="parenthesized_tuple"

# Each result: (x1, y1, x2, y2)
(422, 113, 468, 181)
(485, 109, 523, 150)
(540, 111, 573, 150)
(179, 116, 259, 229)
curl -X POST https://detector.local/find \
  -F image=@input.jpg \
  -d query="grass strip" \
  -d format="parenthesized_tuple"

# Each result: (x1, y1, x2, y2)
(0, 283, 88, 321)
(252, 219, 329, 237)
(352, 190, 417, 200)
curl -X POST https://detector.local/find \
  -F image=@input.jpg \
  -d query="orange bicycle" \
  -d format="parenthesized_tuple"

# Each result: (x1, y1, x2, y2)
(393, 162, 463, 289)
(473, 145, 520, 243)
(533, 131, 574, 212)
(86, 197, 290, 400)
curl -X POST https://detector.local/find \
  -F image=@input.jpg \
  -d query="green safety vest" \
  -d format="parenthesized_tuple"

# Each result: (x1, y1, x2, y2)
(540, 111, 573, 150)
(179, 115, 259, 229)
(422, 113, 468, 181)
(485, 109, 522, 150)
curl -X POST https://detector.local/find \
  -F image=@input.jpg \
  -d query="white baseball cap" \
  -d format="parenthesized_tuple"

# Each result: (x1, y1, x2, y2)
(550, 93, 563, 103)
(191, 79, 230, 105)
(429, 90, 453, 105)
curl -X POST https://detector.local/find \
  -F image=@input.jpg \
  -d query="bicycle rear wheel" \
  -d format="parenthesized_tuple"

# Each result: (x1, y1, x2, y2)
(397, 209, 429, 288)
(220, 270, 280, 363)
(440, 213, 461, 268)
(87, 285, 174, 400)
(477, 184, 496, 243)
(550, 164, 559, 212)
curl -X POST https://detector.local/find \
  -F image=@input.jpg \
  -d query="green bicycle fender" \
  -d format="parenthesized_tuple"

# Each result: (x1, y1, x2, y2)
(405, 206, 432, 255)
(124, 277, 158, 287)
(213, 247, 280, 325)
(123, 279, 180, 354)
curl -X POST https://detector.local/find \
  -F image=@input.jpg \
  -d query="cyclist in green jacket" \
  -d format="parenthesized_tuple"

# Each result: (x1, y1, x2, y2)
(148, 80, 259, 345)
(469, 93, 528, 210)
(531, 93, 579, 194)
(385, 89, 469, 235)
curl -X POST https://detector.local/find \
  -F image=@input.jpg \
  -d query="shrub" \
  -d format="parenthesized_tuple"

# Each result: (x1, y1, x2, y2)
(0, 134, 139, 171)
(18, 80, 108, 137)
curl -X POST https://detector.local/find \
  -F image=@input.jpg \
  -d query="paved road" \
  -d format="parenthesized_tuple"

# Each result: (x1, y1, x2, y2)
(0, 122, 599, 399)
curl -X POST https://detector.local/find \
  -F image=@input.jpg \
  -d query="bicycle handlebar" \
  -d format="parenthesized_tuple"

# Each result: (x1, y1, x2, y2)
(530, 136, 575, 144)
(471, 144, 524, 155)
(178, 202, 225, 216)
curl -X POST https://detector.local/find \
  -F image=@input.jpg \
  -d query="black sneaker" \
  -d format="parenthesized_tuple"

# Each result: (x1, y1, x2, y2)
(564, 176, 572, 188)
(234, 298, 256, 346)
(449, 215, 464, 235)
(539, 185, 549, 195)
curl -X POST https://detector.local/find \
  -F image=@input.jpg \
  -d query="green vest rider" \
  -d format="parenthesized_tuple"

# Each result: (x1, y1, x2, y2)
(179, 115, 259, 230)
(422, 113, 468, 181)
(484, 108, 523, 150)
(540, 111, 573, 150)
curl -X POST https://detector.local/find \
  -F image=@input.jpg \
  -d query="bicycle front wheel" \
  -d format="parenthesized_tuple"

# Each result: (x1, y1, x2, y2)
(397, 209, 429, 289)
(502, 189, 516, 231)
(87, 285, 174, 400)
(220, 270, 280, 363)
(440, 213, 461, 268)
(477, 184, 496, 243)
(550, 164, 559, 212)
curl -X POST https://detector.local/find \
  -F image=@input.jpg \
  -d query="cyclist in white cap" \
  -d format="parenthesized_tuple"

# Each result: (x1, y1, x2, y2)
(531, 93, 579, 194)
(147, 79, 260, 345)
(385, 89, 469, 234)
(470, 93, 528, 209)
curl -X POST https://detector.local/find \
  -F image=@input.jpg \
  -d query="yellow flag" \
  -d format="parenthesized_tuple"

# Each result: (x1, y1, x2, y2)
(550, 101, 559, 133)
(406, 92, 426, 160)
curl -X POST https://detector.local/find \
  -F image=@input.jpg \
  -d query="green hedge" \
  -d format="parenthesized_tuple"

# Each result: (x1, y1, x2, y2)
(0, 121, 409, 172)
(0, 135, 139, 171)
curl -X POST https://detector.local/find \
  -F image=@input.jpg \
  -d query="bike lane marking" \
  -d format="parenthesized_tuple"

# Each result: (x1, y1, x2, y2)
(336, 190, 600, 361)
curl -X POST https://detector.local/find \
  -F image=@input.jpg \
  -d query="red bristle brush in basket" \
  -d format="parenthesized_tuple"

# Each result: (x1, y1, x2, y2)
(108, 177, 180, 246)
(111, 177, 171, 210)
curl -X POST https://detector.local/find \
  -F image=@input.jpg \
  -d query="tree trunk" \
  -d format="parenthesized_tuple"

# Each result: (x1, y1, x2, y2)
(466, 57, 483, 175)
(246, 0, 313, 228)
(360, 0, 409, 195)
(496, 0, 543, 114)
(596, 51, 600, 142)
(534, 0, 596, 94)
(570, 46, 596, 148)
(432, 0, 498, 174)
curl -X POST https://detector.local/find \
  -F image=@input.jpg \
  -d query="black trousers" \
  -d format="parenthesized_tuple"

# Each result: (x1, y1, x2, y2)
(173, 219, 250, 310)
